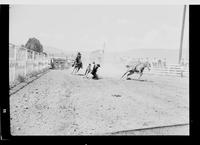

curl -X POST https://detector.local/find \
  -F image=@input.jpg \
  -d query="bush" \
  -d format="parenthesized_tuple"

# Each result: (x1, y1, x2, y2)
(30, 71, 39, 77)
(17, 75, 26, 83)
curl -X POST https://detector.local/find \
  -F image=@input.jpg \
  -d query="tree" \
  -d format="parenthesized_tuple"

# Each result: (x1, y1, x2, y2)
(25, 37, 43, 53)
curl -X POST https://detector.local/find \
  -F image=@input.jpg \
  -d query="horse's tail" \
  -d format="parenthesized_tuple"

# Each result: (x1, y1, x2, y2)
(121, 70, 130, 78)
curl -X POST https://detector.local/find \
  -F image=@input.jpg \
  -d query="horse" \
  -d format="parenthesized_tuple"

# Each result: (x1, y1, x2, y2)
(121, 61, 151, 80)
(71, 60, 83, 74)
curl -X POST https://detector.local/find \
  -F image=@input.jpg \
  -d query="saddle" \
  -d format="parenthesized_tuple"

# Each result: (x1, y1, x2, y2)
(75, 61, 83, 68)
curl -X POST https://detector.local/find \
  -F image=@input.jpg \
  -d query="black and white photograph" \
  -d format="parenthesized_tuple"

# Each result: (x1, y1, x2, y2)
(7, 4, 189, 136)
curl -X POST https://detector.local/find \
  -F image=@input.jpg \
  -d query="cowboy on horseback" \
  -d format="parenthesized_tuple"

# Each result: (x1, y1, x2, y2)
(72, 52, 83, 74)
(72, 52, 81, 66)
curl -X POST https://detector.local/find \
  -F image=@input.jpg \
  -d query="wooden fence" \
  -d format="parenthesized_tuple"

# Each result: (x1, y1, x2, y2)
(145, 64, 189, 77)
(9, 43, 51, 84)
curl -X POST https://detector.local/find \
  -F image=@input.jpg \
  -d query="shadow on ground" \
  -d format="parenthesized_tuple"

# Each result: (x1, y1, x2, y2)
(74, 73, 85, 76)
(126, 78, 154, 83)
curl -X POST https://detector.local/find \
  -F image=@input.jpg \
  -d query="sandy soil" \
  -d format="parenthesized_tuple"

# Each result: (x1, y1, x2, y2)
(10, 64, 189, 135)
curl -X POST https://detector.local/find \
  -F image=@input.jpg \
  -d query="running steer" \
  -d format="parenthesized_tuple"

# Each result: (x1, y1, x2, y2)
(121, 62, 151, 80)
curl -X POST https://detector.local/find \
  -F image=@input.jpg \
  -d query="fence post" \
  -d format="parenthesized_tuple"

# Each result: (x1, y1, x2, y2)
(35, 52, 37, 72)
(38, 53, 39, 72)
(36, 52, 39, 72)
(32, 50, 34, 73)
(33, 51, 35, 73)
(24, 48, 28, 76)
(39, 53, 41, 72)
(13, 46, 17, 82)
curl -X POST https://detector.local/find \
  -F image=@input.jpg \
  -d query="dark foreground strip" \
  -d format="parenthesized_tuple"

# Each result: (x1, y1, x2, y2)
(107, 123, 189, 135)
(9, 69, 50, 96)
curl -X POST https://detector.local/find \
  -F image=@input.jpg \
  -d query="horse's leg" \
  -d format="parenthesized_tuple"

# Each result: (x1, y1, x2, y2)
(121, 70, 130, 78)
(71, 67, 75, 74)
(127, 71, 134, 80)
(75, 67, 79, 74)
(76, 67, 80, 73)
(138, 72, 143, 80)
(74, 67, 77, 74)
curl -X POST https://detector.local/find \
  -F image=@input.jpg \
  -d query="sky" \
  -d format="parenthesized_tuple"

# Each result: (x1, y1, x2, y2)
(9, 5, 189, 53)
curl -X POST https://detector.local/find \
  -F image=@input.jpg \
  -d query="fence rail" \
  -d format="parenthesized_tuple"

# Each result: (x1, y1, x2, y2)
(9, 43, 51, 84)
(145, 64, 189, 77)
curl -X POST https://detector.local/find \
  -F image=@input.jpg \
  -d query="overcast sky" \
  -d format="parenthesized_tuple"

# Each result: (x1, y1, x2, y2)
(9, 5, 189, 52)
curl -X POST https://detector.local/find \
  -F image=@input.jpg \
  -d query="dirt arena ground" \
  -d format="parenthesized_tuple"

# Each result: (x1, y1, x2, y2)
(9, 64, 189, 135)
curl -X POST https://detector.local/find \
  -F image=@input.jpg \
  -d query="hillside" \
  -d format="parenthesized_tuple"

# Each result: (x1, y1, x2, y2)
(104, 49, 182, 64)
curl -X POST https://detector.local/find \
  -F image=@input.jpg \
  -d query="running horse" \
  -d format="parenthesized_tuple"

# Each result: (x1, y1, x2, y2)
(71, 54, 83, 74)
(121, 61, 151, 80)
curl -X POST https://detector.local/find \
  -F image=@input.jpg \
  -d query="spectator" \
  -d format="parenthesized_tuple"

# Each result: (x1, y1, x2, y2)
(153, 57, 157, 67)
(163, 58, 167, 68)
(158, 58, 162, 68)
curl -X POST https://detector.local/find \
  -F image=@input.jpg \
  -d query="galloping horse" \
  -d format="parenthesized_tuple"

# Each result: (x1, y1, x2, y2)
(71, 53, 83, 74)
(121, 61, 151, 80)
(71, 61, 83, 74)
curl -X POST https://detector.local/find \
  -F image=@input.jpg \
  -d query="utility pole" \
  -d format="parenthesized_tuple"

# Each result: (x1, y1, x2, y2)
(178, 5, 187, 64)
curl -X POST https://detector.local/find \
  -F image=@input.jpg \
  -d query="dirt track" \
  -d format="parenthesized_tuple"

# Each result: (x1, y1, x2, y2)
(10, 68, 189, 135)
